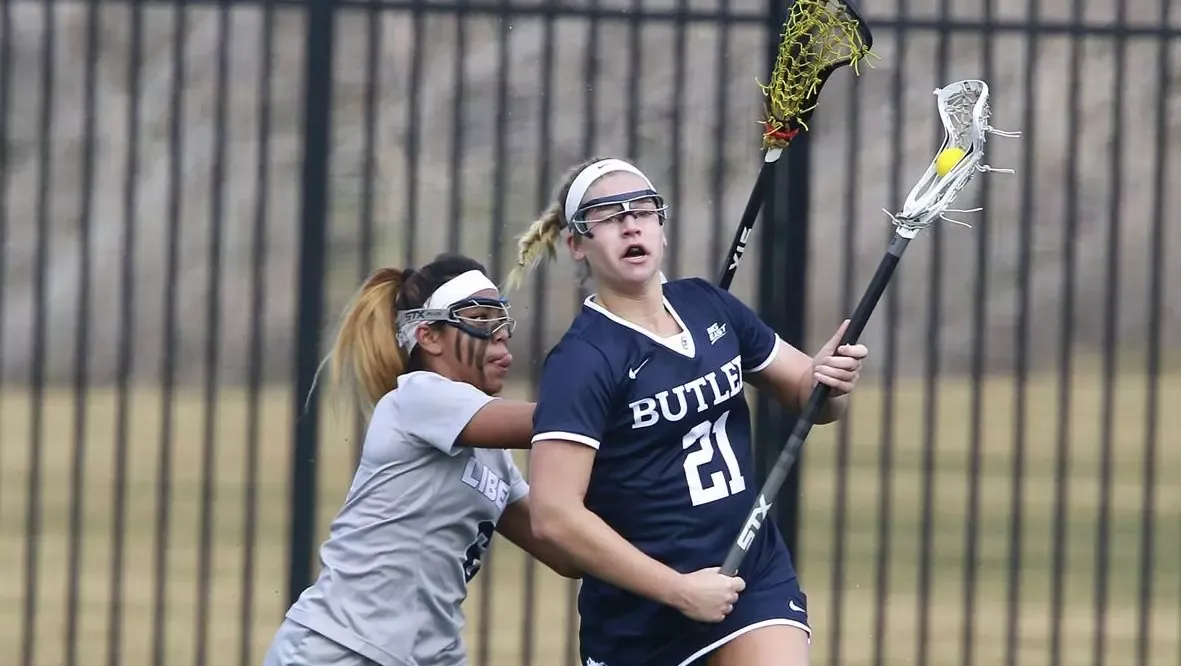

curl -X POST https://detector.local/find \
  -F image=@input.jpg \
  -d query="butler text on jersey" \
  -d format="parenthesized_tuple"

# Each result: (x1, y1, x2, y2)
(628, 353, 744, 430)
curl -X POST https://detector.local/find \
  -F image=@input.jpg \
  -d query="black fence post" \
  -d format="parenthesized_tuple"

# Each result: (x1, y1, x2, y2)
(288, 0, 336, 608)
(753, 0, 810, 566)
(754, 136, 811, 563)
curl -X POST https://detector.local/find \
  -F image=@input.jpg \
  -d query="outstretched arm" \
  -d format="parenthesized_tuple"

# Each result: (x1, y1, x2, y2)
(457, 399, 535, 449)
(389, 373, 536, 453)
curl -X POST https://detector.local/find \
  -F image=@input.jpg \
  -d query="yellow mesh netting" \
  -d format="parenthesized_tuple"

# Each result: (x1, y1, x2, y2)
(759, 0, 875, 150)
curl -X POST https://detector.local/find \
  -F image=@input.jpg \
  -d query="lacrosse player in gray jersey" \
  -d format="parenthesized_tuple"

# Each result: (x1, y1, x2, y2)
(263, 253, 579, 666)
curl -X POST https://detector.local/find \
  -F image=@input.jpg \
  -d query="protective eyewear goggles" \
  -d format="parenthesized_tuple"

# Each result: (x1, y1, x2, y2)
(568, 189, 669, 236)
(396, 296, 517, 348)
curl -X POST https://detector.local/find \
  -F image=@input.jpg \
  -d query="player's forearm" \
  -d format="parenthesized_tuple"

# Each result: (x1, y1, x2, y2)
(809, 393, 849, 424)
(522, 538, 583, 580)
(752, 370, 845, 425)
(496, 499, 582, 579)
(531, 502, 683, 608)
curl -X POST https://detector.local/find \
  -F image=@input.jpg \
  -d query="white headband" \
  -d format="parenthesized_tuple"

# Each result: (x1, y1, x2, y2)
(563, 158, 657, 227)
(396, 270, 499, 352)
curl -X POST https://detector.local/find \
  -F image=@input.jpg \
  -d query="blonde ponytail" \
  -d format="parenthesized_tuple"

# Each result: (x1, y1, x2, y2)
(507, 155, 626, 290)
(328, 267, 409, 411)
(505, 202, 565, 290)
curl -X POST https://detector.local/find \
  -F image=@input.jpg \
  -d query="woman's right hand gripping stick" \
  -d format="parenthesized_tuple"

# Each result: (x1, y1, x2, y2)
(671, 566, 746, 623)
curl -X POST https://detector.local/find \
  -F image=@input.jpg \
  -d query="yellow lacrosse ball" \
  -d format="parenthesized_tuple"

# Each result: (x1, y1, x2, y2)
(935, 147, 966, 176)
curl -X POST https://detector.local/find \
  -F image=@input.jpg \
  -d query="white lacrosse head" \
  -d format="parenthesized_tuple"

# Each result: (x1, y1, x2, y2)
(886, 79, 1021, 238)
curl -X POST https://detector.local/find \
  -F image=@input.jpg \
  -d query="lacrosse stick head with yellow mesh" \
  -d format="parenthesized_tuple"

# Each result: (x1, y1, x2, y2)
(759, 0, 875, 158)
(887, 79, 1022, 238)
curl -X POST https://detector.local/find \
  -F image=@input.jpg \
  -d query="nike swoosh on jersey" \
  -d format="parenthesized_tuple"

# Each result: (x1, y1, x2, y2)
(627, 359, 649, 380)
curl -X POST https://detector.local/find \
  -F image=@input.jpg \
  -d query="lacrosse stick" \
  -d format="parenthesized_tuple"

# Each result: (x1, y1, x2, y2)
(717, 0, 874, 290)
(719, 79, 1021, 576)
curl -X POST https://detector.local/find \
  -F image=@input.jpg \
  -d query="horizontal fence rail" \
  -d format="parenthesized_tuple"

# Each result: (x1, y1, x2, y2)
(49, 0, 1181, 37)
(0, 0, 1177, 665)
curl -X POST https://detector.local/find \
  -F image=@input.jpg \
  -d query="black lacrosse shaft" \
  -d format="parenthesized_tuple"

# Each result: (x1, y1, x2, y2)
(719, 231, 913, 576)
(716, 159, 776, 290)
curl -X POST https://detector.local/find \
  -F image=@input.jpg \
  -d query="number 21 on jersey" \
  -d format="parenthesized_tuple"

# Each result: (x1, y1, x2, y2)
(681, 410, 746, 506)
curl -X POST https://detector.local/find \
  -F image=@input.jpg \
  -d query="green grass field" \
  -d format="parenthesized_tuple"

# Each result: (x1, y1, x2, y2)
(1, 369, 1178, 666)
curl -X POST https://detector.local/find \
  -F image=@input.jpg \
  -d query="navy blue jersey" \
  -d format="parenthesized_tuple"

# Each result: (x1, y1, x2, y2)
(532, 277, 800, 653)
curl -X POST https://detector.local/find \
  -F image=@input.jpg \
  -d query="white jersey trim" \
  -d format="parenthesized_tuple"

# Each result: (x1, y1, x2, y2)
(582, 293, 697, 359)
(532, 431, 600, 450)
(674, 618, 811, 666)
(746, 335, 783, 374)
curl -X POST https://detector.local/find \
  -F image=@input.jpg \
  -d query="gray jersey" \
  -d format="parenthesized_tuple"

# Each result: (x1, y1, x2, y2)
(285, 371, 529, 666)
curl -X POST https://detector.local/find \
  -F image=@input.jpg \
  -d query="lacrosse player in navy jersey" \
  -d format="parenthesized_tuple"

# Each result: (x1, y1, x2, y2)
(505, 157, 870, 666)
(263, 253, 579, 666)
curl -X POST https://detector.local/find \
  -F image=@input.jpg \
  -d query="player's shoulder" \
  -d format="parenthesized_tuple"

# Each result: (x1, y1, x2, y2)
(389, 369, 485, 400)
(374, 371, 490, 424)
(663, 276, 735, 315)
(664, 275, 728, 299)
(360, 374, 444, 461)
(663, 275, 715, 294)
(540, 304, 647, 390)
(543, 312, 615, 369)
(367, 371, 496, 458)
(549, 301, 635, 359)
